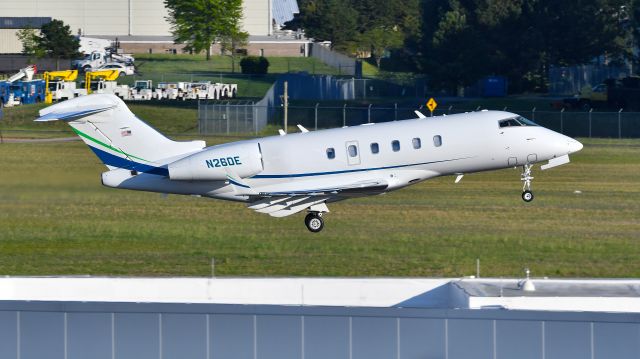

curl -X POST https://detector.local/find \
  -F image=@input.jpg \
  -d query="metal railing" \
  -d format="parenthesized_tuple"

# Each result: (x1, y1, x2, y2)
(199, 102, 640, 138)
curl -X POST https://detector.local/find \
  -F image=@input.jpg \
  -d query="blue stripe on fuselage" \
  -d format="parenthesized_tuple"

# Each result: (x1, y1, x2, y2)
(251, 157, 471, 179)
(88, 145, 169, 176)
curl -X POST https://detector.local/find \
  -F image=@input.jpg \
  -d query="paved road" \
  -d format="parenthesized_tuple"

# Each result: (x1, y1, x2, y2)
(0, 137, 80, 143)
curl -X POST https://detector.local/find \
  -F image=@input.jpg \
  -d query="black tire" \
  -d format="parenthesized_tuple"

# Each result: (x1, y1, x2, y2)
(304, 213, 324, 233)
(522, 190, 534, 202)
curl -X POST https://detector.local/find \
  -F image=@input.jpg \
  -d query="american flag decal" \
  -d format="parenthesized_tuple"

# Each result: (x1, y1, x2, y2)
(120, 128, 132, 137)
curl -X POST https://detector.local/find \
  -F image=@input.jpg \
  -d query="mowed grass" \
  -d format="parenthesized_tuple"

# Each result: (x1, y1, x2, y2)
(1, 136, 639, 277)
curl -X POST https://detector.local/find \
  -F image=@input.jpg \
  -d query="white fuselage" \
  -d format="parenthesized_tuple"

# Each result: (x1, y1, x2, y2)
(107, 111, 582, 202)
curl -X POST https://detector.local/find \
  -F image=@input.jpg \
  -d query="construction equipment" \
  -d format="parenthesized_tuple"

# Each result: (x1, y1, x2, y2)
(84, 70, 129, 99)
(44, 70, 83, 103)
(0, 65, 38, 106)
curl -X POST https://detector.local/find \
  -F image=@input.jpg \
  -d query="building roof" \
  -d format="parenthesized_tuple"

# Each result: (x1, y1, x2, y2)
(272, 0, 299, 25)
(2, 277, 640, 313)
(0, 17, 50, 29)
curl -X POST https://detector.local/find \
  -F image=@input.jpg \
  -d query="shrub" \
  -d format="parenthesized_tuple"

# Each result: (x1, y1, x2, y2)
(240, 56, 269, 74)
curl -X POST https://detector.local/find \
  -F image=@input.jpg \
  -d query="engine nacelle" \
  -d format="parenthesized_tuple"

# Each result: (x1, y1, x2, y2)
(168, 142, 263, 181)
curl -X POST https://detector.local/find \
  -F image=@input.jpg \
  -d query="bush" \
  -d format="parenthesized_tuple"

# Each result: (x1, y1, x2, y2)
(240, 56, 269, 74)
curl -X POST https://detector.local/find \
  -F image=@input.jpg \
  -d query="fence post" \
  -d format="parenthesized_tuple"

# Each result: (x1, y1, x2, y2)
(368, 104, 372, 123)
(618, 108, 623, 139)
(560, 108, 564, 134)
(314, 103, 319, 131)
(394, 103, 398, 122)
(343, 103, 346, 127)
(532, 107, 536, 122)
(589, 108, 593, 138)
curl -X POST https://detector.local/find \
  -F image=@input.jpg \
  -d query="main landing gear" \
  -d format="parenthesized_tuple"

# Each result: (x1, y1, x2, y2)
(521, 164, 534, 202)
(304, 212, 324, 233)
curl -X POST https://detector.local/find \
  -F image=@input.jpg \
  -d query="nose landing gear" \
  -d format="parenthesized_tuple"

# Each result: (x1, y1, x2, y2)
(304, 212, 324, 233)
(521, 164, 534, 202)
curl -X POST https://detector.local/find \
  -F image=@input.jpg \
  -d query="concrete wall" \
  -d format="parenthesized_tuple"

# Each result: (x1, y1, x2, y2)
(1, 301, 639, 359)
(0, 0, 270, 37)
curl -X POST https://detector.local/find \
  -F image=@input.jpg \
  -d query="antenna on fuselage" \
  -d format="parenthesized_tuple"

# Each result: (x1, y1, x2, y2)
(414, 110, 427, 119)
(297, 124, 309, 133)
(278, 129, 286, 136)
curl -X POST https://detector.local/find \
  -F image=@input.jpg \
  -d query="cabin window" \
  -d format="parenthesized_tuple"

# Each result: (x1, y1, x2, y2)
(392, 140, 400, 152)
(433, 135, 442, 147)
(412, 137, 421, 149)
(326, 148, 335, 159)
(348, 145, 358, 157)
(370, 142, 379, 154)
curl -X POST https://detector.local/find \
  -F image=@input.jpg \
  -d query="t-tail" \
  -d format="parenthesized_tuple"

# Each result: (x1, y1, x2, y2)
(36, 94, 205, 175)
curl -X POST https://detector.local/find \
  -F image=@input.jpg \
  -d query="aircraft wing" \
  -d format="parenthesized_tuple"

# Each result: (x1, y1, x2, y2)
(245, 179, 388, 218)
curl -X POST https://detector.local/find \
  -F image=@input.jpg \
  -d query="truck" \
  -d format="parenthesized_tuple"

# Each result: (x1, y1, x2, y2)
(44, 70, 84, 103)
(15, 80, 46, 104)
(562, 77, 640, 110)
(0, 65, 39, 107)
(73, 50, 135, 73)
(129, 80, 162, 101)
(84, 70, 130, 99)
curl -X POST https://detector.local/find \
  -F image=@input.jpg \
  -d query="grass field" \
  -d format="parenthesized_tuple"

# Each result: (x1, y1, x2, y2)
(1, 132, 639, 277)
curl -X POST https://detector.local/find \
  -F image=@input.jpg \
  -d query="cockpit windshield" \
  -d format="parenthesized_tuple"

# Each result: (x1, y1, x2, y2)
(498, 116, 538, 128)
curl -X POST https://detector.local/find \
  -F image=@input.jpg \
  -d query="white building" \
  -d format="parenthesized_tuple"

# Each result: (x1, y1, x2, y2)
(0, 0, 308, 56)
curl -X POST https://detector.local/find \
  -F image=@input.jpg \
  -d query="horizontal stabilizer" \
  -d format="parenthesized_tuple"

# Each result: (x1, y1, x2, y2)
(35, 105, 115, 122)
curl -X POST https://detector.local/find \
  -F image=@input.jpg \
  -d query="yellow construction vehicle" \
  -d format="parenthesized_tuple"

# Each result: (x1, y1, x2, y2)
(44, 70, 79, 103)
(84, 70, 120, 94)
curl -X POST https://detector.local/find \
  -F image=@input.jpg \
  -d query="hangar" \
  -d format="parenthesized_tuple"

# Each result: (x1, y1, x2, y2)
(1, 277, 639, 359)
(0, 0, 308, 56)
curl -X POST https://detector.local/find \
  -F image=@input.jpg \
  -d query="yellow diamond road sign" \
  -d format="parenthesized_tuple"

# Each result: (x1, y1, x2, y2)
(426, 98, 438, 112)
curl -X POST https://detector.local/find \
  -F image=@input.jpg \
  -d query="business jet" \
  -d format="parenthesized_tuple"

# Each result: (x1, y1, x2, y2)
(37, 94, 582, 232)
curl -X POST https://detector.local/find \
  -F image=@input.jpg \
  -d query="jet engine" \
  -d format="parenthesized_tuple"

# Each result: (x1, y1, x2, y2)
(168, 142, 263, 181)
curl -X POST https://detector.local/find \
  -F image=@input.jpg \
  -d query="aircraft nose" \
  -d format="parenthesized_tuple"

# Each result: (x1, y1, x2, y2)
(568, 139, 583, 153)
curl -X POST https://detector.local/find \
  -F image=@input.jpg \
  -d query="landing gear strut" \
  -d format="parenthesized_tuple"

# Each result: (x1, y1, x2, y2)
(521, 164, 534, 202)
(304, 212, 324, 233)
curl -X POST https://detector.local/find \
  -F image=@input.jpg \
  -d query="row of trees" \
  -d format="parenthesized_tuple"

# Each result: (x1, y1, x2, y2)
(289, 0, 640, 92)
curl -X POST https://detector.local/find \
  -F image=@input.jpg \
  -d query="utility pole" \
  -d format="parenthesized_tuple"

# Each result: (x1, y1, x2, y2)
(283, 81, 288, 133)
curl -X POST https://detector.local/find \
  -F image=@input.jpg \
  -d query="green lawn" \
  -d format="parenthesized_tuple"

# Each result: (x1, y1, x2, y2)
(1, 134, 639, 277)
(117, 54, 342, 98)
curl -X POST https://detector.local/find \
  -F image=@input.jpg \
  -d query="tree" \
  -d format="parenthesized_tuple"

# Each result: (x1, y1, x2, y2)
(220, 28, 249, 73)
(357, 27, 404, 68)
(293, 0, 359, 51)
(16, 28, 45, 59)
(37, 19, 80, 70)
(418, 0, 632, 93)
(165, 0, 244, 60)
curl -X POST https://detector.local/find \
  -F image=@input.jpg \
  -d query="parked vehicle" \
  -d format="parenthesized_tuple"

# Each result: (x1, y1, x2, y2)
(44, 70, 84, 103)
(84, 70, 130, 100)
(95, 62, 135, 76)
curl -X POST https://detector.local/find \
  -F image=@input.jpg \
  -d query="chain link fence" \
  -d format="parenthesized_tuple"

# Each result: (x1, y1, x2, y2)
(199, 102, 640, 138)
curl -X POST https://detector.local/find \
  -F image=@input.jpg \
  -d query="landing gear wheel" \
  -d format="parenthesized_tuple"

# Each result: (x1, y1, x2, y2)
(520, 164, 535, 202)
(304, 213, 324, 233)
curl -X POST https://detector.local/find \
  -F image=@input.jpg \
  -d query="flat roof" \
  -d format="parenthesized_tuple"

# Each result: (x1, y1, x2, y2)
(1, 277, 639, 313)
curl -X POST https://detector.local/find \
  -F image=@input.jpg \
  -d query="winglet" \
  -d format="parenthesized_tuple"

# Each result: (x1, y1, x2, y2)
(414, 110, 426, 119)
